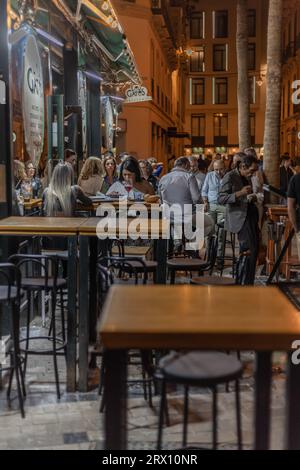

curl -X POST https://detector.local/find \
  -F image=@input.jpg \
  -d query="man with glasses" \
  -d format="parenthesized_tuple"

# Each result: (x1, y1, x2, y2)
(219, 153, 259, 285)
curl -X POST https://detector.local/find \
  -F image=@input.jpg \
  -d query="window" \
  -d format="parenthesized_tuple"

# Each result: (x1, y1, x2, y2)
(190, 78, 205, 105)
(190, 12, 205, 39)
(214, 113, 228, 146)
(248, 43, 256, 70)
(213, 10, 228, 38)
(248, 9, 256, 37)
(249, 76, 256, 104)
(250, 113, 256, 144)
(213, 77, 228, 104)
(191, 114, 205, 137)
(190, 47, 205, 72)
(213, 44, 228, 71)
(191, 114, 205, 147)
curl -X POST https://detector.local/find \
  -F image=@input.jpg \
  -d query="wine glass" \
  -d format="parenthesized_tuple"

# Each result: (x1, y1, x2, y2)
(123, 179, 133, 197)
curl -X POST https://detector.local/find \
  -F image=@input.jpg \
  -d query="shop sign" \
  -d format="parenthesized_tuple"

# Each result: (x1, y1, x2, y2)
(22, 35, 44, 164)
(0, 81, 6, 105)
(125, 86, 152, 103)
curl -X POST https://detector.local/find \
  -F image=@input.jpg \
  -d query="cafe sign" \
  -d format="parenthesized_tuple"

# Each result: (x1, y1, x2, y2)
(22, 35, 45, 164)
(125, 86, 152, 103)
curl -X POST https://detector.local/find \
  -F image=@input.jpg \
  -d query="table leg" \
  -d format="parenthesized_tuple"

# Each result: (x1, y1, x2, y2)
(66, 235, 77, 392)
(154, 239, 168, 284)
(105, 349, 127, 450)
(79, 236, 89, 392)
(255, 351, 272, 450)
(286, 352, 300, 449)
(89, 238, 98, 347)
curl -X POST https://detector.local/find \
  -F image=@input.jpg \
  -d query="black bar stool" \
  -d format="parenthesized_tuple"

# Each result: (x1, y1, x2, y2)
(167, 236, 218, 284)
(9, 255, 67, 399)
(0, 263, 26, 418)
(97, 257, 155, 412)
(155, 351, 243, 450)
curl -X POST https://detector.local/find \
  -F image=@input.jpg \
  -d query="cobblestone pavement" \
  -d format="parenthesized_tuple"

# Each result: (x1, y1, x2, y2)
(0, 318, 288, 450)
(0, 250, 294, 450)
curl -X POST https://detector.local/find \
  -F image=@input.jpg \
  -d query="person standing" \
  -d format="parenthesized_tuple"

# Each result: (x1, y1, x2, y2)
(189, 156, 206, 193)
(202, 160, 226, 258)
(280, 155, 294, 196)
(288, 173, 300, 260)
(218, 153, 259, 285)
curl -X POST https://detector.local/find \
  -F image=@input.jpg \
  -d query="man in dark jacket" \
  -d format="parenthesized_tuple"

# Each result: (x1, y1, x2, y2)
(280, 155, 294, 197)
(218, 153, 259, 284)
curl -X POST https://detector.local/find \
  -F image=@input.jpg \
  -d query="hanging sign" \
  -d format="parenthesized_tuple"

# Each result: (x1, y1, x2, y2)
(125, 85, 152, 103)
(22, 35, 45, 164)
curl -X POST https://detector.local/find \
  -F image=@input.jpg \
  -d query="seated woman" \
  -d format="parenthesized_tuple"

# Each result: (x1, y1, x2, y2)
(78, 157, 104, 197)
(43, 162, 92, 217)
(120, 156, 155, 197)
(14, 160, 27, 191)
(139, 160, 158, 192)
(101, 155, 119, 194)
(25, 161, 42, 198)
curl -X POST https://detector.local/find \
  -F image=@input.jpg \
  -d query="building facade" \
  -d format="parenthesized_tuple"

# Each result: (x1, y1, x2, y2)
(281, 0, 300, 158)
(115, 0, 187, 165)
(184, 0, 268, 157)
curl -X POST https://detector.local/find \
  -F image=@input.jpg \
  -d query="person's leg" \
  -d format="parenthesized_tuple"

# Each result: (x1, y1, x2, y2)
(216, 205, 226, 258)
(238, 213, 259, 285)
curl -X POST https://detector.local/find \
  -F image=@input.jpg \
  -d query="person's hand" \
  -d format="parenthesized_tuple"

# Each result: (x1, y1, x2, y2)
(247, 194, 258, 203)
(237, 186, 252, 198)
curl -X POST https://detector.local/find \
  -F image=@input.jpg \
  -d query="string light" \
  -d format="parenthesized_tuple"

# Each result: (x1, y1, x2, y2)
(101, 1, 110, 11)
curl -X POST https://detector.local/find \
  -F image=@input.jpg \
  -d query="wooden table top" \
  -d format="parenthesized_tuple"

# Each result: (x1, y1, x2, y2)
(0, 217, 87, 235)
(79, 217, 169, 238)
(77, 201, 161, 212)
(99, 285, 300, 350)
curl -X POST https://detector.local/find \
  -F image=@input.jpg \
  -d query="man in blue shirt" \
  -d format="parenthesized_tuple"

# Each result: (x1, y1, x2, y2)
(202, 160, 226, 257)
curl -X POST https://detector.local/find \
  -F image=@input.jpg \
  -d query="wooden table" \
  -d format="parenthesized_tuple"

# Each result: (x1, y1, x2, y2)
(100, 285, 300, 450)
(78, 217, 169, 392)
(0, 216, 88, 392)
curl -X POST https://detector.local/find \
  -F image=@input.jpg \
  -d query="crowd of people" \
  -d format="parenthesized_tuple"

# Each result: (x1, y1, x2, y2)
(13, 146, 300, 286)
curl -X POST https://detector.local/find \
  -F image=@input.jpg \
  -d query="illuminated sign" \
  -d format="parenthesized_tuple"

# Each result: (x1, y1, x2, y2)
(125, 86, 152, 103)
(22, 35, 44, 164)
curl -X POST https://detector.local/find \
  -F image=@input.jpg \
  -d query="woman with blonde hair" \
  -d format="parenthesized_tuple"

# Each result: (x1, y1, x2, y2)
(78, 157, 104, 196)
(43, 162, 91, 217)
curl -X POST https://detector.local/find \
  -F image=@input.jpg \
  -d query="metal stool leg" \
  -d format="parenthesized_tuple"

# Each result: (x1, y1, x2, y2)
(183, 385, 189, 448)
(235, 380, 243, 450)
(157, 380, 167, 450)
(51, 290, 61, 399)
(212, 387, 218, 450)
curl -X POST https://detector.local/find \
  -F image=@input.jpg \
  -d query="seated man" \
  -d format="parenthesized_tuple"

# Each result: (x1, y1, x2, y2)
(159, 157, 214, 253)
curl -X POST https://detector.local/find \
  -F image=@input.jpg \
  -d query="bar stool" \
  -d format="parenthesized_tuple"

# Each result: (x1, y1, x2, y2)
(216, 221, 237, 276)
(0, 263, 26, 418)
(9, 255, 67, 399)
(155, 351, 243, 450)
(167, 236, 218, 284)
(97, 257, 154, 412)
(110, 240, 158, 280)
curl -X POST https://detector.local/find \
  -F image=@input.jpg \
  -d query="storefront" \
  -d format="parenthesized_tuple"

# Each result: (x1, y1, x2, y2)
(0, 0, 140, 219)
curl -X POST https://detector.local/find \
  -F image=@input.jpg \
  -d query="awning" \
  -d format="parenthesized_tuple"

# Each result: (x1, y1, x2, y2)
(54, 0, 141, 84)
(10, 0, 141, 85)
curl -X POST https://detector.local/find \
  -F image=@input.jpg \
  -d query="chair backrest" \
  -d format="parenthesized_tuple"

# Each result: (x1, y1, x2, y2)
(0, 263, 21, 303)
(98, 256, 148, 285)
(9, 254, 60, 290)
